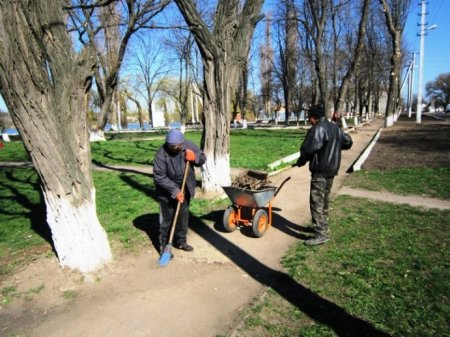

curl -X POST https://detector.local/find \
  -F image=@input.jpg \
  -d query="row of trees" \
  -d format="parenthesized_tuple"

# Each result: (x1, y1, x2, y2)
(425, 73, 450, 108)
(0, 0, 413, 272)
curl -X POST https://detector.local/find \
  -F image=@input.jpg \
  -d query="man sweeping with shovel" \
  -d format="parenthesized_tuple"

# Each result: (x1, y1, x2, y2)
(153, 129, 206, 265)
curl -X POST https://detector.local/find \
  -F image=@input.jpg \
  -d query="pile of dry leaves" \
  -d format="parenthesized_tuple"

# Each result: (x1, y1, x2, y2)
(231, 170, 271, 190)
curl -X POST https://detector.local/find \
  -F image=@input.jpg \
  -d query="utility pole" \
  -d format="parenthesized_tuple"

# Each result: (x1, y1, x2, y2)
(408, 53, 416, 118)
(416, 0, 426, 124)
(416, 0, 436, 124)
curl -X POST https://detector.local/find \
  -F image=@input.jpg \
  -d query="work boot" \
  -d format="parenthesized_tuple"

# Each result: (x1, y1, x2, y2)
(176, 243, 194, 252)
(304, 234, 329, 246)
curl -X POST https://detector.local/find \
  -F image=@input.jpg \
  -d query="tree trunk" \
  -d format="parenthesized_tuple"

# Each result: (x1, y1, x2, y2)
(303, 0, 330, 116)
(0, 1, 112, 272)
(200, 59, 233, 190)
(175, 0, 264, 192)
(384, 31, 401, 127)
(378, 0, 411, 127)
(335, 0, 370, 114)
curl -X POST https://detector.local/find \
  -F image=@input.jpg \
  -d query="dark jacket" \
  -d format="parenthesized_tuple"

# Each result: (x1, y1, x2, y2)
(297, 117, 352, 177)
(153, 139, 206, 203)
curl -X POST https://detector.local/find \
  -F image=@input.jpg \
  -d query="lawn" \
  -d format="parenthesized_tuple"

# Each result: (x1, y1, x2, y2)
(0, 167, 230, 279)
(0, 128, 305, 170)
(345, 167, 450, 199)
(236, 195, 450, 337)
(0, 128, 306, 279)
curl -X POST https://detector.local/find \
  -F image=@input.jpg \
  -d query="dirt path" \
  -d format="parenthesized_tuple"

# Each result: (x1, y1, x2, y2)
(3, 115, 445, 337)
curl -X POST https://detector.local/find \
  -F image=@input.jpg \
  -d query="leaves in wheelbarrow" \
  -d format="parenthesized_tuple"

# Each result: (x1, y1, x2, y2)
(232, 170, 271, 190)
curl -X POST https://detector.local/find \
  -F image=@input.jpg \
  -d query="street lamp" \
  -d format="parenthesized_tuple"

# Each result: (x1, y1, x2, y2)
(416, 0, 437, 124)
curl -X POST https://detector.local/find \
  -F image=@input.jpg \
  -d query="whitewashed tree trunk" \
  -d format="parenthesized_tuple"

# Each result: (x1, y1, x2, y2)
(45, 191, 111, 272)
(0, 1, 112, 272)
(340, 116, 348, 129)
(200, 59, 234, 191)
(201, 155, 231, 191)
(175, 0, 264, 192)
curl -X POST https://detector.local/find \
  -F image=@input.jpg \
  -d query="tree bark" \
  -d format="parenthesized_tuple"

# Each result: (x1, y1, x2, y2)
(175, 0, 264, 192)
(0, 1, 112, 272)
(301, 0, 330, 115)
(335, 0, 371, 115)
(378, 0, 411, 127)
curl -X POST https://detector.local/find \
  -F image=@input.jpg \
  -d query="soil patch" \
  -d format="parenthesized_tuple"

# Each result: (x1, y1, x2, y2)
(362, 115, 450, 170)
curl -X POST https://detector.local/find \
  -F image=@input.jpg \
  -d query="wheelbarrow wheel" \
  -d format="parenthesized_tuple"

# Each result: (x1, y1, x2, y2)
(252, 209, 269, 238)
(223, 206, 237, 232)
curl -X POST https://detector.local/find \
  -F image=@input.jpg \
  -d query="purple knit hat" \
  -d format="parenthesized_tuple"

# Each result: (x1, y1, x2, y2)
(166, 129, 184, 145)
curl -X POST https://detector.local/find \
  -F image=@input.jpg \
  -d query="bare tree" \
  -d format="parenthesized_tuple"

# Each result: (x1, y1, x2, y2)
(66, 0, 170, 131)
(362, 6, 390, 116)
(260, 13, 274, 121)
(172, 32, 195, 129)
(426, 73, 450, 107)
(378, 0, 411, 127)
(273, 0, 298, 126)
(174, 0, 264, 192)
(333, 0, 371, 127)
(129, 34, 170, 128)
(299, 0, 332, 115)
(124, 90, 145, 128)
(0, 1, 111, 272)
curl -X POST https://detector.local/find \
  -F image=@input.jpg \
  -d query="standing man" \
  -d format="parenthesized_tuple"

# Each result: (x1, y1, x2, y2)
(295, 104, 353, 246)
(153, 129, 206, 254)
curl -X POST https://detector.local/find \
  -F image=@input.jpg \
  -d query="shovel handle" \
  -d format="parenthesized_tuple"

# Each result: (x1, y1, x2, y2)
(167, 161, 190, 244)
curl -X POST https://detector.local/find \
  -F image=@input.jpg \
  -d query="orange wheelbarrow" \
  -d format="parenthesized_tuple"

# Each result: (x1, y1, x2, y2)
(221, 177, 291, 237)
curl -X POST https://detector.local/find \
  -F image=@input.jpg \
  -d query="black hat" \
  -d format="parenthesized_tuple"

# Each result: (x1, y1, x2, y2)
(308, 104, 325, 119)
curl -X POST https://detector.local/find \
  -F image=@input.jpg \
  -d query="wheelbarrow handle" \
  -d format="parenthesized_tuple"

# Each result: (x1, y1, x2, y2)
(274, 176, 291, 198)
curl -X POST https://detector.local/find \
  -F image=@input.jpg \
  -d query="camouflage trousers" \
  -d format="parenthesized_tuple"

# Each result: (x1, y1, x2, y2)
(310, 175, 334, 237)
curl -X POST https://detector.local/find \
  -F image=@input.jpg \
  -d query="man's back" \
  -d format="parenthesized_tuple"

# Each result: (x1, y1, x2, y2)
(301, 118, 352, 177)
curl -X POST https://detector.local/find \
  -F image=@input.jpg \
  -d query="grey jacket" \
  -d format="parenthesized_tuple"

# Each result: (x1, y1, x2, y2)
(153, 139, 206, 203)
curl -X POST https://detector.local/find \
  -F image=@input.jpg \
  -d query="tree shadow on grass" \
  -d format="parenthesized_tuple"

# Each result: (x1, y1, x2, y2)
(188, 210, 391, 337)
(0, 168, 53, 249)
(133, 213, 161, 253)
(92, 160, 153, 177)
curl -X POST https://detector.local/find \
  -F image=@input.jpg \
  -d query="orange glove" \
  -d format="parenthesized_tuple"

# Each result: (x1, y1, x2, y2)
(185, 149, 195, 162)
(176, 191, 185, 203)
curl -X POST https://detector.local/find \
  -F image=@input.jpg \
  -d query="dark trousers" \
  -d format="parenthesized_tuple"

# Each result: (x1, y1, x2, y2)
(310, 175, 334, 237)
(159, 196, 190, 251)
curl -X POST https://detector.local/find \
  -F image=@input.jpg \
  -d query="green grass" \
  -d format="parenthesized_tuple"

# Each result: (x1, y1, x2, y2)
(0, 128, 306, 170)
(1, 285, 18, 304)
(0, 167, 230, 278)
(62, 289, 77, 301)
(0, 141, 30, 161)
(0, 169, 47, 265)
(229, 129, 303, 169)
(237, 196, 450, 337)
(345, 167, 450, 199)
